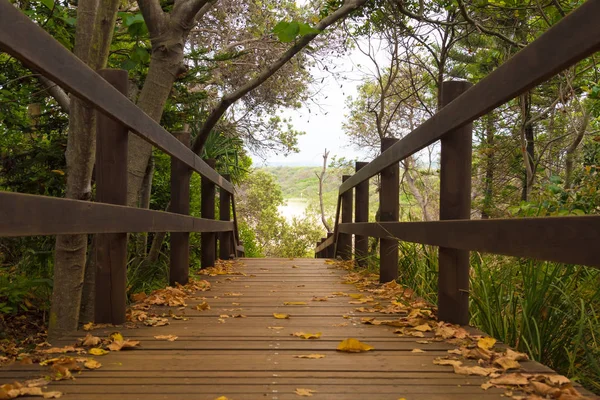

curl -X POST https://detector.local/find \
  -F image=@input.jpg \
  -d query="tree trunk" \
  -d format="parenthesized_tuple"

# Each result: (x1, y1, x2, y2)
(481, 112, 495, 219)
(565, 108, 591, 189)
(316, 149, 332, 233)
(520, 92, 535, 202)
(50, 0, 121, 340)
(403, 157, 432, 221)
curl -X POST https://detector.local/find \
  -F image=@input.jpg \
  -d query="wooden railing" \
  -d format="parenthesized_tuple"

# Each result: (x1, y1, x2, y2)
(0, 3, 243, 324)
(315, 0, 600, 325)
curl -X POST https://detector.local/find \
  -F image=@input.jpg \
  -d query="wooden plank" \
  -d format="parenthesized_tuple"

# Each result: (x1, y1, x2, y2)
(338, 0, 600, 195)
(379, 138, 399, 283)
(219, 175, 232, 260)
(315, 234, 334, 253)
(354, 161, 369, 265)
(337, 216, 600, 268)
(0, 3, 233, 193)
(336, 175, 352, 259)
(170, 130, 191, 285)
(438, 81, 473, 325)
(0, 192, 234, 236)
(94, 69, 129, 325)
(201, 159, 216, 268)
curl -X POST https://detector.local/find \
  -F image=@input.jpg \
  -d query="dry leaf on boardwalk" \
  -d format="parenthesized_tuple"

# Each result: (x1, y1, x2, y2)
(213, 396, 231, 400)
(144, 317, 169, 327)
(79, 334, 101, 347)
(336, 338, 374, 353)
(154, 335, 178, 341)
(477, 337, 496, 350)
(283, 302, 307, 306)
(268, 326, 284, 330)
(453, 364, 497, 376)
(433, 357, 462, 367)
(294, 388, 316, 396)
(411, 349, 425, 353)
(88, 348, 108, 356)
(84, 359, 102, 369)
(273, 313, 290, 319)
(291, 332, 321, 339)
(494, 356, 521, 371)
(294, 354, 325, 359)
(195, 302, 210, 311)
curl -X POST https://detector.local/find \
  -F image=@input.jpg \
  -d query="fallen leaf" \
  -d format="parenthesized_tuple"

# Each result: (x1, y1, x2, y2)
(413, 324, 432, 332)
(268, 326, 284, 330)
(494, 356, 521, 371)
(284, 302, 307, 306)
(477, 337, 497, 350)
(273, 313, 290, 319)
(144, 317, 169, 327)
(294, 354, 325, 359)
(292, 332, 321, 339)
(311, 297, 328, 302)
(411, 348, 425, 353)
(336, 338, 374, 353)
(195, 302, 210, 311)
(84, 359, 102, 369)
(154, 335, 178, 341)
(131, 292, 147, 302)
(505, 348, 529, 361)
(80, 334, 101, 347)
(489, 373, 530, 386)
(530, 381, 560, 397)
(213, 397, 231, 400)
(107, 339, 139, 351)
(433, 357, 462, 367)
(88, 348, 108, 356)
(294, 388, 316, 396)
(453, 364, 497, 376)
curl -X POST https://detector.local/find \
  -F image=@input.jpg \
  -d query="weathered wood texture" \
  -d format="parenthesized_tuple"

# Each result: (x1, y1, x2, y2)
(201, 159, 217, 269)
(336, 175, 353, 260)
(0, 2, 233, 193)
(219, 174, 232, 260)
(170, 130, 192, 286)
(94, 69, 129, 325)
(379, 138, 399, 283)
(1, 259, 594, 399)
(0, 192, 234, 236)
(354, 161, 369, 266)
(438, 81, 473, 325)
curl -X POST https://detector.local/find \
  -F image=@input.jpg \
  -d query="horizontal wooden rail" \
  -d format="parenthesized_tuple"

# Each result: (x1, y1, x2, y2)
(337, 217, 600, 268)
(0, 192, 234, 236)
(0, 2, 233, 194)
(315, 234, 335, 254)
(339, 0, 600, 195)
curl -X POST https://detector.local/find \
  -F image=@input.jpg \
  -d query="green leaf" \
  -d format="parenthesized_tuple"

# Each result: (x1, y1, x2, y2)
(134, 46, 150, 63)
(40, 0, 54, 10)
(121, 59, 137, 71)
(297, 22, 320, 36)
(125, 13, 145, 26)
(273, 20, 300, 43)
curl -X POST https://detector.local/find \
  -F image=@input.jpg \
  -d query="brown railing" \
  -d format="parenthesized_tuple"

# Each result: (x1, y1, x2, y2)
(0, 3, 243, 324)
(315, 0, 600, 325)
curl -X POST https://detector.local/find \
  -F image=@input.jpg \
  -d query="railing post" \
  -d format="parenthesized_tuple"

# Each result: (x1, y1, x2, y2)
(94, 69, 128, 324)
(354, 161, 369, 266)
(201, 159, 216, 269)
(315, 239, 323, 258)
(438, 80, 473, 325)
(219, 174, 232, 260)
(380, 137, 399, 283)
(326, 232, 334, 258)
(170, 129, 191, 285)
(337, 175, 353, 260)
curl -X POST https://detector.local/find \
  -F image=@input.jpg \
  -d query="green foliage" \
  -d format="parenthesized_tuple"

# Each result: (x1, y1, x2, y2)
(0, 270, 52, 315)
(272, 20, 320, 43)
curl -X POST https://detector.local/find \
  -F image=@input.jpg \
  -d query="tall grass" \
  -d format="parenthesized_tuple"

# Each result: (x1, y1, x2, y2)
(391, 242, 600, 393)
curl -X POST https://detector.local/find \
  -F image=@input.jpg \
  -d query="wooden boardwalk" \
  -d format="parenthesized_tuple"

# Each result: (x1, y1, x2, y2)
(1, 258, 596, 399)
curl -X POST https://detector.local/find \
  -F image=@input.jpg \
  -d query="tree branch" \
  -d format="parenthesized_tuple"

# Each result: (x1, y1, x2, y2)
(38, 76, 70, 113)
(191, 0, 369, 155)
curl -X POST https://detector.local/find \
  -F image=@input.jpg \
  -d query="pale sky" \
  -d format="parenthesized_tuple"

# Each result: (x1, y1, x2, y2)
(250, 46, 374, 167)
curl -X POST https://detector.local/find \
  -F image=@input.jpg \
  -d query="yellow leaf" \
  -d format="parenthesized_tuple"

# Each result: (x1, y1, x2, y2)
(214, 397, 231, 400)
(284, 302, 307, 306)
(294, 388, 316, 396)
(84, 359, 102, 369)
(342, 315, 351, 319)
(88, 348, 108, 356)
(51, 169, 65, 175)
(268, 326, 284, 330)
(110, 332, 124, 342)
(273, 313, 289, 319)
(336, 338, 374, 353)
(348, 294, 363, 299)
(411, 348, 425, 353)
(291, 332, 321, 339)
(83, 322, 94, 331)
(195, 302, 210, 311)
(294, 354, 325, 359)
(477, 337, 497, 350)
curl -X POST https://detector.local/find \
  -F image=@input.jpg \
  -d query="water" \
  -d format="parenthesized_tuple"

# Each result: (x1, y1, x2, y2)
(278, 198, 308, 222)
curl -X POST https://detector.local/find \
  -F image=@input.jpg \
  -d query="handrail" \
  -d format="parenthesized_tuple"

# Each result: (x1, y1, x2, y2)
(339, 0, 600, 195)
(315, 0, 600, 326)
(0, 1, 233, 194)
